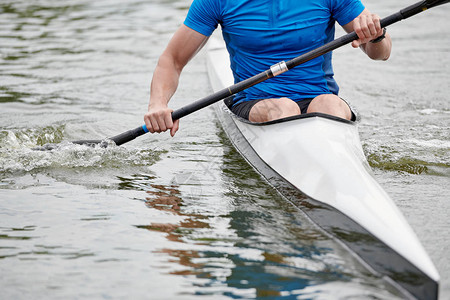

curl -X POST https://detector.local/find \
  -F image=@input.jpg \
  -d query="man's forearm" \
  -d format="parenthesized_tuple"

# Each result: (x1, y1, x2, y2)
(362, 33, 392, 61)
(148, 54, 182, 110)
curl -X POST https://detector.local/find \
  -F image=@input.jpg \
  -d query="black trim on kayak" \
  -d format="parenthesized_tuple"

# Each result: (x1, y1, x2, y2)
(223, 96, 360, 126)
(214, 100, 438, 300)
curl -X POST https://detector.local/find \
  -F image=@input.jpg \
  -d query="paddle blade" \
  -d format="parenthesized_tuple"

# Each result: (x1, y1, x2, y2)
(32, 143, 60, 151)
(31, 125, 148, 151)
(32, 139, 110, 151)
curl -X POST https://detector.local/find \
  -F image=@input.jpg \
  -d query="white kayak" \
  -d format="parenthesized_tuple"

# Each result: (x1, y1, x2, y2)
(206, 36, 439, 300)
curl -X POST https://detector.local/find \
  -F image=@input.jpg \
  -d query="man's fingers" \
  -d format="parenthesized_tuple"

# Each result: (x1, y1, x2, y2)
(367, 19, 376, 37)
(359, 15, 370, 41)
(164, 110, 174, 130)
(149, 114, 160, 132)
(352, 40, 360, 48)
(157, 111, 168, 132)
(144, 114, 154, 133)
(353, 13, 384, 47)
(170, 119, 180, 137)
(353, 17, 365, 47)
(144, 108, 176, 135)
(372, 14, 382, 34)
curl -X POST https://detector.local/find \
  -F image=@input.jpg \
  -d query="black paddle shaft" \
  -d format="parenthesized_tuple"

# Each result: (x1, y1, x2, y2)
(55, 0, 449, 148)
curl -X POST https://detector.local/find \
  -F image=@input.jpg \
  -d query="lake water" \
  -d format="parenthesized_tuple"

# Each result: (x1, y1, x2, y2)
(1, 0, 449, 299)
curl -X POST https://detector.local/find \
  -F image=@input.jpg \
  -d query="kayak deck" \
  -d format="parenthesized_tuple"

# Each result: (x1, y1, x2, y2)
(206, 35, 439, 300)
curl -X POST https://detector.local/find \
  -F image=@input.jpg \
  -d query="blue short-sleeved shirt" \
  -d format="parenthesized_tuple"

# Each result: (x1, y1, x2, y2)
(184, 0, 365, 105)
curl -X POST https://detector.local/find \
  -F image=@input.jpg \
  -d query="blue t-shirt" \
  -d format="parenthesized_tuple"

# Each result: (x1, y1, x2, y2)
(184, 0, 364, 105)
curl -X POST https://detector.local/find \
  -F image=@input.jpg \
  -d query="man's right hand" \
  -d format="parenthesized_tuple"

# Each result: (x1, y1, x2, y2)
(144, 104, 179, 137)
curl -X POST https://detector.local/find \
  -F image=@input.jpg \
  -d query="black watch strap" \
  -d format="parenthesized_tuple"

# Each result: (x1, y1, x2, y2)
(370, 28, 387, 43)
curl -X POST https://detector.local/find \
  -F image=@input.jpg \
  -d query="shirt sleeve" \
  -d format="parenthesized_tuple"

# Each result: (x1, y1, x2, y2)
(331, 0, 365, 26)
(184, 0, 221, 36)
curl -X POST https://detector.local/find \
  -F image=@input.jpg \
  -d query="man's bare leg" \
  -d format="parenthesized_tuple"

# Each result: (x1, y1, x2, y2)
(307, 94, 352, 120)
(248, 94, 352, 123)
(249, 97, 300, 123)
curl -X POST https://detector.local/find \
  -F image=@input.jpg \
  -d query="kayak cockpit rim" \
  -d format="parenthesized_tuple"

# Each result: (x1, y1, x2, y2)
(221, 96, 361, 127)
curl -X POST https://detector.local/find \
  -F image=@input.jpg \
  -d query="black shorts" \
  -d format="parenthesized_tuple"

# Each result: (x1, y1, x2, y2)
(230, 98, 314, 120)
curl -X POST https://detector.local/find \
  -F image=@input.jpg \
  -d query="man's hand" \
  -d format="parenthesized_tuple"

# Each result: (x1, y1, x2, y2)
(343, 9, 391, 61)
(351, 12, 383, 48)
(144, 104, 179, 137)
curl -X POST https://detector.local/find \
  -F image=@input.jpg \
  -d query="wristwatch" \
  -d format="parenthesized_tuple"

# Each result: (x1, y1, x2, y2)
(370, 28, 387, 43)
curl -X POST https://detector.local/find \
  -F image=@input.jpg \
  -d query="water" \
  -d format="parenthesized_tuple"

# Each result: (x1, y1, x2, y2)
(1, 0, 449, 299)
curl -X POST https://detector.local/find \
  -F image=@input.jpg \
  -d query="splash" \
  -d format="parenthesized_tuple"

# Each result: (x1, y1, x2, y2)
(1, 125, 65, 149)
(0, 126, 164, 175)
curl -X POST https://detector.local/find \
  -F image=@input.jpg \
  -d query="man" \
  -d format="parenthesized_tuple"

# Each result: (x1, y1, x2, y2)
(144, 0, 392, 137)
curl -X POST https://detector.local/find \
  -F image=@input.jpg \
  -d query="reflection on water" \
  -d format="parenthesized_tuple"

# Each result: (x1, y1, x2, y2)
(141, 184, 210, 244)
(140, 184, 210, 274)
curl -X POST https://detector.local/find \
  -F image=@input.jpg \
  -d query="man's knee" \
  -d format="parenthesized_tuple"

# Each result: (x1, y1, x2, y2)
(277, 97, 301, 117)
(308, 95, 351, 120)
(250, 98, 300, 122)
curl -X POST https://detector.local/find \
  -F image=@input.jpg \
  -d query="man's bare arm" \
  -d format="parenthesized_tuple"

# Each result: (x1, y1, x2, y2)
(145, 25, 209, 136)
